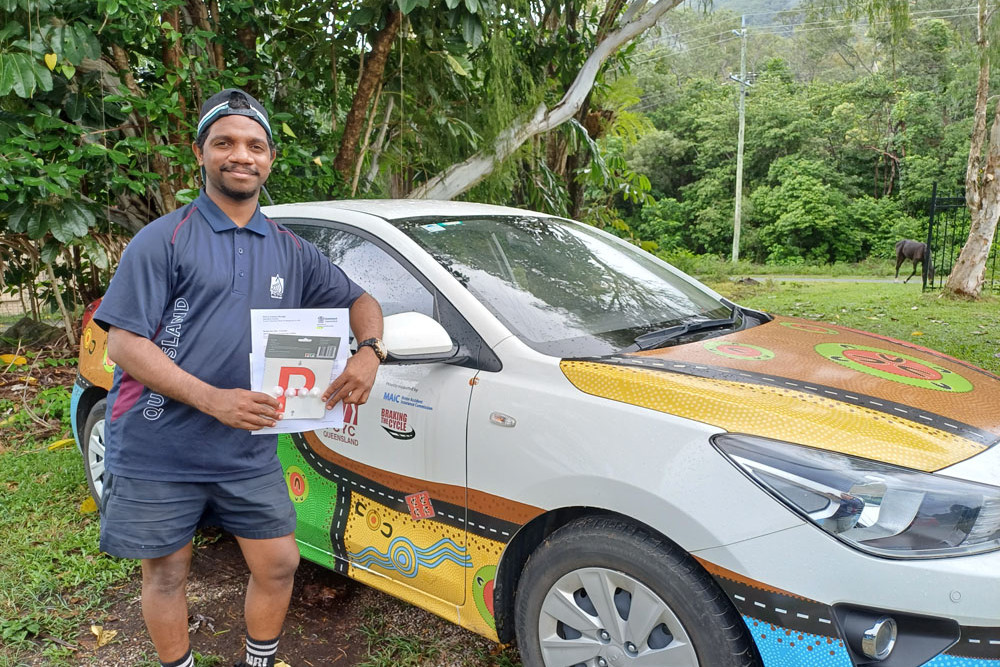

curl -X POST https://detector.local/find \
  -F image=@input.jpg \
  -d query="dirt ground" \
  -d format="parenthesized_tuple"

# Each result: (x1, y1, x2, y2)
(67, 532, 513, 667)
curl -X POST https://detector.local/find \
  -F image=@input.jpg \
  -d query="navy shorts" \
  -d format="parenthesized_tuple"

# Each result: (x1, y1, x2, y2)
(99, 468, 297, 559)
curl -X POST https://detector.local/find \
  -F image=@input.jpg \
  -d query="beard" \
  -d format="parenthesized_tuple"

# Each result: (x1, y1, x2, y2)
(208, 165, 264, 201)
(217, 179, 259, 201)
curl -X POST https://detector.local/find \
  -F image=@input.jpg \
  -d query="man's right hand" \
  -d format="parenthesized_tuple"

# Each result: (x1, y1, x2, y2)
(205, 388, 283, 430)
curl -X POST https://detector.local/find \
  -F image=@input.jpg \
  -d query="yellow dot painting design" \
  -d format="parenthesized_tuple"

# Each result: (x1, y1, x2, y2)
(560, 360, 985, 471)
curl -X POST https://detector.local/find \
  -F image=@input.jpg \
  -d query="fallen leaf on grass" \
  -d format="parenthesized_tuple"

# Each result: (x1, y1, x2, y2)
(48, 438, 74, 451)
(0, 354, 27, 366)
(911, 331, 924, 336)
(91, 625, 117, 647)
(80, 496, 97, 513)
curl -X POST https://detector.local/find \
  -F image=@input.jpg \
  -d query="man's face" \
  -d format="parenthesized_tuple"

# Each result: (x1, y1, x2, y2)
(193, 115, 275, 203)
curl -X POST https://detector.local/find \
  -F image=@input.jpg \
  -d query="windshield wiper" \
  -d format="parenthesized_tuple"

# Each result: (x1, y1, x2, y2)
(632, 306, 741, 351)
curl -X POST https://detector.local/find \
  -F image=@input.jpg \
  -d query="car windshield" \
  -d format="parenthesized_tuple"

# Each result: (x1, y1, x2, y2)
(396, 215, 732, 357)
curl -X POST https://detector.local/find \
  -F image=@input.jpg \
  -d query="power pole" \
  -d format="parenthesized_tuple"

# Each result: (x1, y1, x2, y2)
(730, 16, 748, 263)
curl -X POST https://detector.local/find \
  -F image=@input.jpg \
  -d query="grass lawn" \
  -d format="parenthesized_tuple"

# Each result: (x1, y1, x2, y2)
(711, 278, 1000, 375)
(0, 358, 137, 667)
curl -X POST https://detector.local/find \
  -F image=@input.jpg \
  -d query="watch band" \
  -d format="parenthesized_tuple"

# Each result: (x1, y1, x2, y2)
(358, 337, 387, 362)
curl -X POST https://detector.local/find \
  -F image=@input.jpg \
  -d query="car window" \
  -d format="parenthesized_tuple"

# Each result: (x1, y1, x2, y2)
(288, 224, 434, 319)
(396, 216, 731, 357)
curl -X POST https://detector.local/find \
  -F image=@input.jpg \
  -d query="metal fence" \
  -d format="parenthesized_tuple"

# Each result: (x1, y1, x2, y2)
(925, 184, 1000, 292)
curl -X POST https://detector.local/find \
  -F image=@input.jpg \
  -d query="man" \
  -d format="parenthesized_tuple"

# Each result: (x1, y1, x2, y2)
(93, 89, 385, 667)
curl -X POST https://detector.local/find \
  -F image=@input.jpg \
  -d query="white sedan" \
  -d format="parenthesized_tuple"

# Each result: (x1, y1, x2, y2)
(72, 200, 1000, 667)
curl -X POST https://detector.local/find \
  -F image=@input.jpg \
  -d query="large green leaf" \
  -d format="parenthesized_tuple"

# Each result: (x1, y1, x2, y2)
(29, 57, 52, 93)
(79, 235, 110, 270)
(5, 53, 45, 98)
(0, 20, 23, 41)
(25, 207, 48, 239)
(461, 14, 482, 47)
(73, 23, 101, 61)
(6, 204, 29, 233)
(50, 200, 93, 242)
(40, 239, 61, 265)
(397, 0, 421, 15)
(0, 54, 14, 96)
(48, 21, 82, 64)
(347, 6, 374, 27)
(64, 90, 86, 122)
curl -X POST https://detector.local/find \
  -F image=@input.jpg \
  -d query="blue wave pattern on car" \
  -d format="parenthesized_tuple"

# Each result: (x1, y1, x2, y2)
(347, 536, 472, 577)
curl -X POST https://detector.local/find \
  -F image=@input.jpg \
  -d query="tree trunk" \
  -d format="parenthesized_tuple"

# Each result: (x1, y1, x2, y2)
(945, 0, 998, 298)
(362, 96, 396, 193)
(110, 46, 177, 215)
(187, 0, 222, 71)
(161, 8, 188, 198)
(407, 0, 681, 200)
(335, 10, 402, 179)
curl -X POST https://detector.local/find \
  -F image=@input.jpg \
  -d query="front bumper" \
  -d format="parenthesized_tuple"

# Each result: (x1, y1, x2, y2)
(696, 524, 1000, 666)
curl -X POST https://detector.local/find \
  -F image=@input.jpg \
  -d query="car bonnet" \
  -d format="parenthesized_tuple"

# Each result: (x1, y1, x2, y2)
(559, 315, 1000, 472)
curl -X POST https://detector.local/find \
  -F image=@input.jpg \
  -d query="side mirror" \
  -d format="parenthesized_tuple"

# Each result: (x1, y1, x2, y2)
(382, 312, 461, 364)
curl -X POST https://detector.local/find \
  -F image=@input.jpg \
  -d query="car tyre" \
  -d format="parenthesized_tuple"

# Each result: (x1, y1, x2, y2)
(515, 516, 759, 667)
(82, 398, 107, 505)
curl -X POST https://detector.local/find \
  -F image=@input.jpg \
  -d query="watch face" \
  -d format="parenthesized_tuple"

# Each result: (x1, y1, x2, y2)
(363, 338, 386, 361)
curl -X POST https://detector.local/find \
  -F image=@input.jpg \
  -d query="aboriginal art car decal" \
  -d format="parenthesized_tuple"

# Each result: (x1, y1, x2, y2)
(275, 431, 540, 639)
(699, 559, 1000, 667)
(560, 315, 1000, 472)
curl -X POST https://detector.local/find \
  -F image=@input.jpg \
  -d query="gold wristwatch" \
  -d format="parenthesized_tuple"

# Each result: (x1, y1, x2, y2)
(358, 337, 387, 362)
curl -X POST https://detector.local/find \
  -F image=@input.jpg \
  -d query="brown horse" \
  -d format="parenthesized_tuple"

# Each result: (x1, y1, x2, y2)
(894, 239, 933, 283)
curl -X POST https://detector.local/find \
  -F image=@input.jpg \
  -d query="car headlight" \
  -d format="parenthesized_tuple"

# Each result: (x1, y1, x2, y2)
(713, 434, 1000, 558)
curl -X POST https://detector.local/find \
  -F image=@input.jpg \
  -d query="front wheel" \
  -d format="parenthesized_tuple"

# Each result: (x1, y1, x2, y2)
(81, 398, 107, 505)
(515, 516, 759, 667)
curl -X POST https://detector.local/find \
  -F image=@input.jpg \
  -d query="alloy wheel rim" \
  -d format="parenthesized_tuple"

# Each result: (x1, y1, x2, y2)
(88, 419, 106, 498)
(538, 566, 698, 666)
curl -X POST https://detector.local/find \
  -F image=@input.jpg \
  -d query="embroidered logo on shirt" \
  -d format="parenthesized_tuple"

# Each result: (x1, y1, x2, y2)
(269, 274, 284, 300)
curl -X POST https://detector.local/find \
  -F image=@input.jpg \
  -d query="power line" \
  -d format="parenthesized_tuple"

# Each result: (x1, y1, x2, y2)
(632, 9, 978, 68)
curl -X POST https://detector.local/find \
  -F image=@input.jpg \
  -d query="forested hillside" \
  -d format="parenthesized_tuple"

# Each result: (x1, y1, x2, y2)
(619, 0, 977, 264)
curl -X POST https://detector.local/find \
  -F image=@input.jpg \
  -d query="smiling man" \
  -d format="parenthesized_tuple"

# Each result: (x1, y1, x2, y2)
(92, 89, 385, 667)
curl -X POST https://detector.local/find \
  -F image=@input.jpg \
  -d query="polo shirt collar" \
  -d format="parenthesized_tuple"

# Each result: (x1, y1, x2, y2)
(195, 190, 269, 236)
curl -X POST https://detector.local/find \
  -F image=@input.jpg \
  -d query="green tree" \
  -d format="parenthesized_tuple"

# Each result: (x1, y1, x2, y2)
(752, 157, 854, 263)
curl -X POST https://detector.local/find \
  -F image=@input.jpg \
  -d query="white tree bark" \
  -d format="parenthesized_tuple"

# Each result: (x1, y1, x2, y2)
(945, 0, 1000, 297)
(406, 0, 682, 200)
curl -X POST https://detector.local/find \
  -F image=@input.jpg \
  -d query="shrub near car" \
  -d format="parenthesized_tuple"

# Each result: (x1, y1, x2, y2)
(72, 200, 1000, 667)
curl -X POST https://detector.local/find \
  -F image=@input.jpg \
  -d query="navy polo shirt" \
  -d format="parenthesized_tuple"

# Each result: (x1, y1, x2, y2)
(94, 191, 364, 482)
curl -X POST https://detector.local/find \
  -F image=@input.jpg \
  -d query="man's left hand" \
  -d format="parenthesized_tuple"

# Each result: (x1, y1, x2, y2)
(322, 346, 380, 409)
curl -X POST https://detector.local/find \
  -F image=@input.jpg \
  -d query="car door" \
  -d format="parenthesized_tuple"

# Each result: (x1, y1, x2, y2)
(280, 220, 479, 608)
